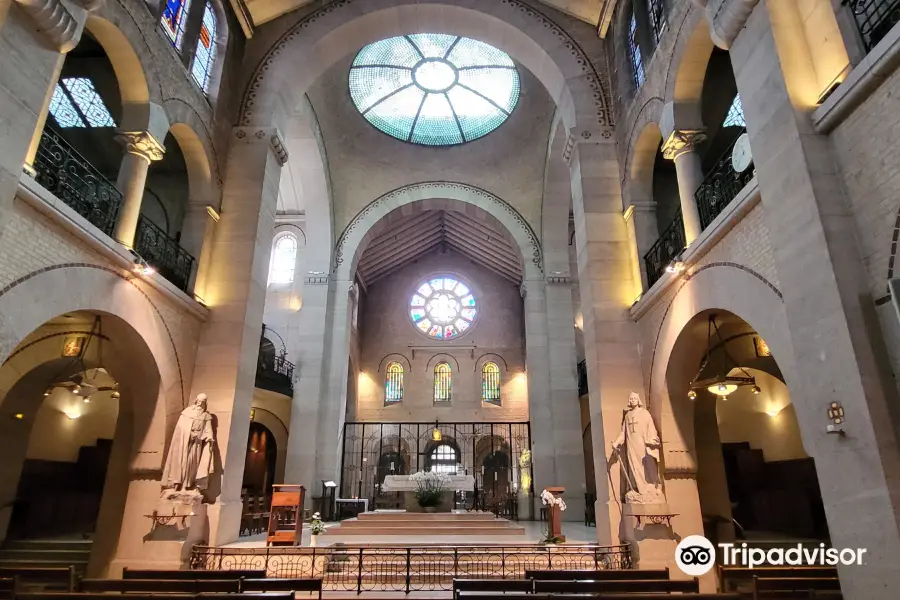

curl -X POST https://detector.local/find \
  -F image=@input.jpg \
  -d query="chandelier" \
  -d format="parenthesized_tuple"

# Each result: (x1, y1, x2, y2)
(44, 316, 119, 403)
(687, 314, 760, 400)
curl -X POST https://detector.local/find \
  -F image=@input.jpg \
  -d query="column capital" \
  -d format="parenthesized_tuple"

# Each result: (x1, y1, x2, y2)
(662, 130, 707, 161)
(233, 127, 289, 166)
(115, 130, 165, 162)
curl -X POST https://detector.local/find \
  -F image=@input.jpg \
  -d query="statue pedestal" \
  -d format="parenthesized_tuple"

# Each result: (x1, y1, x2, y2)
(622, 503, 677, 572)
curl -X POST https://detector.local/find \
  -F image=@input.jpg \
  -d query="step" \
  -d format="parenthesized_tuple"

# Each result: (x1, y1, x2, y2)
(338, 520, 514, 528)
(322, 526, 526, 536)
(2, 540, 92, 552)
(0, 549, 91, 563)
(357, 512, 496, 521)
(0, 558, 87, 571)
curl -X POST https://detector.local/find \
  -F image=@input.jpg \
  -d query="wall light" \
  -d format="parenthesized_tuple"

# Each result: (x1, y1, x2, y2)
(13, 413, 24, 420)
(766, 407, 782, 418)
(665, 261, 686, 274)
(63, 410, 81, 420)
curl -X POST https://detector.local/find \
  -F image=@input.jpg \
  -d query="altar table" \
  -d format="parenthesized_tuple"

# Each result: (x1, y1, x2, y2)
(381, 474, 475, 492)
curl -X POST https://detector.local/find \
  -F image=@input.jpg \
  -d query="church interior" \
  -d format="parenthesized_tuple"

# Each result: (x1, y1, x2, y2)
(0, 0, 899, 598)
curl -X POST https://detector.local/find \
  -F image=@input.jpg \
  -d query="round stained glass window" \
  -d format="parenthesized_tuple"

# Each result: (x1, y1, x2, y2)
(349, 34, 520, 146)
(409, 276, 477, 340)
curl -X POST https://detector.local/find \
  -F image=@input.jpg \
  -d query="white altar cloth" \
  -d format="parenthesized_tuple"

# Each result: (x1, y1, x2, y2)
(382, 474, 475, 492)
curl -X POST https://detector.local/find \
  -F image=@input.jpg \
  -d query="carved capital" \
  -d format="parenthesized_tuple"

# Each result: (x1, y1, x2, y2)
(706, 0, 761, 50)
(662, 130, 707, 160)
(15, 0, 82, 53)
(233, 127, 288, 166)
(116, 130, 165, 162)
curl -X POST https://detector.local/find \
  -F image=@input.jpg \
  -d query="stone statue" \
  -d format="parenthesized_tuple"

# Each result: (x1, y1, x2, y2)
(611, 392, 665, 504)
(162, 393, 214, 495)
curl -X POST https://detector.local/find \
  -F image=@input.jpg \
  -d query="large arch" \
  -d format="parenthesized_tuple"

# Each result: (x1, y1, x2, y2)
(83, 16, 151, 105)
(664, 9, 715, 106)
(333, 182, 543, 282)
(165, 105, 220, 206)
(239, 0, 612, 135)
(627, 115, 664, 205)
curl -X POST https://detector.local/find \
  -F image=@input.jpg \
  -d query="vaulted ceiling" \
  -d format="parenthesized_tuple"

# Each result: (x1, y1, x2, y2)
(356, 210, 523, 285)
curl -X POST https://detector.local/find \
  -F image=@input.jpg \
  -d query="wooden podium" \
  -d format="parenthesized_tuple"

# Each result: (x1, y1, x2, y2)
(545, 486, 566, 542)
(266, 484, 305, 546)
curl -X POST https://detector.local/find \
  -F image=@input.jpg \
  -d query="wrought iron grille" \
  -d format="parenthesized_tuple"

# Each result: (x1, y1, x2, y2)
(577, 360, 588, 397)
(191, 544, 633, 591)
(695, 134, 755, 231)
(134, 215, 196, 291)
(481, 362, 501, 406)
(256, 352, 295, 397)
(340, 421, 532, 511)
(33, 126, 123, 237)
(643, 208, 686, 288)
(844, 0, 900, 51)
(648, 0, 667, 45)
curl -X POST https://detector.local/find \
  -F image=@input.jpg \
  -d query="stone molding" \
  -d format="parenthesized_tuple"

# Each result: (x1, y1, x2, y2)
(662, 130, 707, 160)
(705, 0, 761, 50)
(563, 128, 616, 163)
(16, 0, 82, 53)
(115, 130, 165, 162)
(233, 127, 289, 166)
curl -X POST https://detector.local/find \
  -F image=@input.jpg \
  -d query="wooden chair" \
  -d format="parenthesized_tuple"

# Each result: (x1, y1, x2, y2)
(79, 579, 240, 594)
(121, 569, 266, 580)
(0, 576, 17, 600)
(525, 569, 670, 581)
(0, 567, 75, 592)
(240, 577, 322, 599)
(453, 579, 533, 599)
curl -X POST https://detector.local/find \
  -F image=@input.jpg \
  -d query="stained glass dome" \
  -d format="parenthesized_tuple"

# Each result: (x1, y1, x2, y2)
(409, 276, 477, 340)
(349, 34, 520, 145)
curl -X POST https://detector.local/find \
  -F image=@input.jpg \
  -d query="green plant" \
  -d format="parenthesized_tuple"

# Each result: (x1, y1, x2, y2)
(309, 512, 326, 534)
(410, 471, 449, 508)
(540, 531, 563, 544)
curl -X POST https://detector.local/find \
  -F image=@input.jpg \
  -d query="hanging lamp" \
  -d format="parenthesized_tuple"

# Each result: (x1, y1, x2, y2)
(431, 419, 442, 441)
(43, 316, 120, 402)
(687, 314, 759, 399)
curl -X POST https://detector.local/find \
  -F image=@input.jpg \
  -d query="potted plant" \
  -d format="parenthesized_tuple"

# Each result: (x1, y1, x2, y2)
(308, 511, 326, 546)
(540, 489, 567, 545)
(410, 471, 450, 512)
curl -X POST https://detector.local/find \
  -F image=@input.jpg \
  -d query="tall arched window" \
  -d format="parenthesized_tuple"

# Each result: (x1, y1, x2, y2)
(647, 0, 667, 45)
(191, 2, 217, 92)
(161, 0, 192, 48)
(434, 362, 452, 403)
(482, 362, 501, 406)
(268, 234, 297, 285)
(385, 362, 403, 404)
(628, 11, 645, 89)
(430, 444, 457, 474)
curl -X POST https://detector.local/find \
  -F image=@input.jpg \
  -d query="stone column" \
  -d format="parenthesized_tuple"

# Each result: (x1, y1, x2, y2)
(624, 201, 658, 293)
(113, 131, 165, 247)
(188, 127, 287, 546)
(179, 203, 219, 300)
(568, 135, 647, 547)
(722, 2, 900, 596)
(661, 130, 707, 244)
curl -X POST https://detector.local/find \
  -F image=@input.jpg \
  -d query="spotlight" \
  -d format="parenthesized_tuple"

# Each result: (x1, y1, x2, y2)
(665, 261, 685, 274)
(72, 384, 82, 395)
(131, 253, 155, 277)
(687, 390, 697, 400)
(14, 413, 24, 420)
(43, 388, 51, 397)
(82, 395, 91, 403)
(751, 385, 761, 395)
(110, 389, 120, 400)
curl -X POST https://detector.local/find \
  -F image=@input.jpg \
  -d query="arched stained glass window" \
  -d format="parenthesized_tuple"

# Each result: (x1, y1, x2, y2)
(628, 12, 645, 89)
(647, 0, 667, 45)
(48, 77, 116, 128)
(482, 362, 501, 406)
(349, 34, 520, 145)
(161, 0, 192, 48)
(430, 444, 457, 474)
(723, 95, 746, 128)
(434, 362, 452, 403)
(268, 234, 297, 285)
(385, 362, 404, 404)
(191, 2, 217, 92)
(409, 276, 477, 340)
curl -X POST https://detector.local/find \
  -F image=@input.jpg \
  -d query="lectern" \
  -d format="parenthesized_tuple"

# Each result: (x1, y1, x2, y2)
(266, 484, 305, 546)
(545, 486, 566, 542)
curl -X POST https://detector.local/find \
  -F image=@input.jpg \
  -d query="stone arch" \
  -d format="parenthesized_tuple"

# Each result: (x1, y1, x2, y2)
(249, 407, 288, 486)
(425, 354, 461, 373)
(83, 15, 151, 105)
(541, 117, 574, 273)
(626, 103, 665, 204)
(334, 182, 542, 282)
(377, 353, 412, 373)
(239, 0, 612, 135)
(474, 353, 509, 372)
(165, 102, 221, 203)
(664, 9, 714, 106)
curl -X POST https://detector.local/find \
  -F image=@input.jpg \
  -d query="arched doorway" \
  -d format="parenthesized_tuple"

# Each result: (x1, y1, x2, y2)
(242, 422, 277, 497)
(665, 310, 829, 546)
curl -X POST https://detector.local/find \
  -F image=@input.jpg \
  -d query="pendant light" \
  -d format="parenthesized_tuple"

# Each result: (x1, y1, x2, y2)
(687, 314, 759, 399)
(431, 420, 442, 441)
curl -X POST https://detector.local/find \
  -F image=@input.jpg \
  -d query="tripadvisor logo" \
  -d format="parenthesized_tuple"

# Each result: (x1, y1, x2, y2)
(674, 536, 867, 576)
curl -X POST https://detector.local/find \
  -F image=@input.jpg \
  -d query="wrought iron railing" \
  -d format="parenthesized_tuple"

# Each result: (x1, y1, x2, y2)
(643, 208, 686, 289)
(32, 126, 123, 237)
(134, 215, 195, 292)
(844, 0, 900, 51)
(190, 544, 633, 591)
(577, 360, 588, 397)
(695, 135, 755, 232)
(256, 352, 295, 397)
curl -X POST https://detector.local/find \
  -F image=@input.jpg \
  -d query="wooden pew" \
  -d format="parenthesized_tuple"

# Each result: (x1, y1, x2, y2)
(16, 594, 194, 600)
(453, 578, 534, 599)
(456, 593, 741, 600)
(239, 578, 322, 599)
(78, 579, 240, 594)
(0, 568, 75, 592)
(0, 577, 18, 600)
(532, 577, 700, 594)
(525, 569, 670, 581)
(719, 566, 838, 592)
(752, 576, 842, 600)
(121, 570, 265, 580)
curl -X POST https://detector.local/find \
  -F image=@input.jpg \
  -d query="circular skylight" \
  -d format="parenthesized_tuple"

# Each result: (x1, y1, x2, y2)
(349, 34, 520, 146)
(409, 276, 477, 340)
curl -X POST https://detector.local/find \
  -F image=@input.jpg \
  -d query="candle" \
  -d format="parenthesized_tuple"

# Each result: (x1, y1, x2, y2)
(481, 466, 485, 475)
(390, 461, 394, 471)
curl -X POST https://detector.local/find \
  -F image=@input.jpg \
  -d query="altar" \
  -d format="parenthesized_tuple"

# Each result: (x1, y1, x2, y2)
(382, 474, 475, 512)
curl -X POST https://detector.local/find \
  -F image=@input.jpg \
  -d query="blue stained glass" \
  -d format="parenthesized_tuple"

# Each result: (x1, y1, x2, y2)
(410, 275, 477, 340)
(411, 294, 426, 306)
(430, 278, 444, 291)
(49, 78, 115, 128)
(349, 34, 519, 145)
(191, 2, 217, 92)
(161, 0, 191, 48)
(48, 84, 86, 128)
(461, 295, 475, 307)
(628, 13, 645, 89)
(723, 95, 746, 128)
(410, 308, 425, 321)
(429, 324, 444, 339)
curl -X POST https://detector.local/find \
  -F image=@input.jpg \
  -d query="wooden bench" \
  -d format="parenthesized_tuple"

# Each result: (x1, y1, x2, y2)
(453, 579, 534, 599)
(456, 593, 741, 600)
(719, 566, 838, 592)
(16, 593, 293, 600)
(79, 580, 241, 594)
(525, 569, 670, 581)
(0, 577, 18, 600)
(121, 570, 265, 580)
(240, 578, 322, 599)
(0, 568, 75, 592)
(752, 576, 842, 599)
(532, 577, 700, 594)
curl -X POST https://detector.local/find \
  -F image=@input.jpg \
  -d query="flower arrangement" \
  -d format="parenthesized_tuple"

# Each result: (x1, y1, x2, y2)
(309, 511, 326, 535)
(540, 489, 567, 511)
(409, 471, 450, 508)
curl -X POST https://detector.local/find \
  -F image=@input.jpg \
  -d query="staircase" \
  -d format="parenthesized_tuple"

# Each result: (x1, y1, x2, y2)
(0, 539, 92, 574)
(322, 511, 526, 539)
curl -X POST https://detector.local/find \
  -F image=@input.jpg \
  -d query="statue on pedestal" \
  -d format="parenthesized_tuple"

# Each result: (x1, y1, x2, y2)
(611, 392, 665, 505)
(161, 393, 214, 501)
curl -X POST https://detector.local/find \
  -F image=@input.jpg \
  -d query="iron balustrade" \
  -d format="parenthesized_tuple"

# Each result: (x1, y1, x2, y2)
(844, 0, 900, 51)
(577, 360, 588, 397)
(695, 134, 755, 232)
(255, 352, 295, 397)
(643, 208, 686, 289)
(32, 126, 123, 237)
(133, 215, 195, 292)
(190, 544, 633, 592)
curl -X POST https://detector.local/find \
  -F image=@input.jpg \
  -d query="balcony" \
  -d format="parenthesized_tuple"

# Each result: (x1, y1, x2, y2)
(256, 326, 295, 397)
(577, 359, 588, 397)
(844, 0, 900, 51)
(695, 135, 755, 231)
(643, 208, 686, 289)
(33, 126, 196, 292)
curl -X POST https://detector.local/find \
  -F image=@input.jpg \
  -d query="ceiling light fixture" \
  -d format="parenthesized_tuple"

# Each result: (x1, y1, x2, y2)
(687, 314, 759, 399)
(43, 316, 121, 404)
